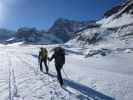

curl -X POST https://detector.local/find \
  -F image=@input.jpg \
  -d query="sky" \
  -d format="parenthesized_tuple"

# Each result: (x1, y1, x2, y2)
(0, 0, 124, 30)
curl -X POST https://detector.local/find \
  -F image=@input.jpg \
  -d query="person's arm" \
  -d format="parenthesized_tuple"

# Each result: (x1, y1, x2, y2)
(49, 54, 55, 61)
(39, 51, 41, 60)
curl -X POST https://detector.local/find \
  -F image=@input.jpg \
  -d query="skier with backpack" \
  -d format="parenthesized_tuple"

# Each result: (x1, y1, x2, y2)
(49, 47, 65, 86)
(39, 47, 49, 73)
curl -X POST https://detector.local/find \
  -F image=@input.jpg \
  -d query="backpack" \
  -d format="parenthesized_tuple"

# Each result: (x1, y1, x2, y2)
(54, 47, 65, 55)
(40, 48, 48, 59)
(54, 47, 65, 66)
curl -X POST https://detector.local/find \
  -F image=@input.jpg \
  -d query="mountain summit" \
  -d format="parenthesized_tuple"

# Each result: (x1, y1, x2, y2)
(48, 18, 89, 42)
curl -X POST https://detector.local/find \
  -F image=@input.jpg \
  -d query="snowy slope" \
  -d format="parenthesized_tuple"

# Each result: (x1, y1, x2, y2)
(68, 0, 133, 48)
(97, 13, 133, 28)
(97, 0, 133, 28)
(0, 44, 133, 100)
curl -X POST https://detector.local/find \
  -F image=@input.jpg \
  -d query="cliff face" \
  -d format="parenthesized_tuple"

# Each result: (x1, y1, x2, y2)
(48, 18, 89, 42)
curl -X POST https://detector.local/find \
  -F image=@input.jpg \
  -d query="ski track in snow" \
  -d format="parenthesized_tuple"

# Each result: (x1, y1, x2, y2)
(0, 45, 133, 100)
(0, 46, 81, 100)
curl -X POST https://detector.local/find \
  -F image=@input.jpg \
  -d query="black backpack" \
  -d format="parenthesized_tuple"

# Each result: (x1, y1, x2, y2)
(54, 47, 65, 55)
(54, 47, 65, 66)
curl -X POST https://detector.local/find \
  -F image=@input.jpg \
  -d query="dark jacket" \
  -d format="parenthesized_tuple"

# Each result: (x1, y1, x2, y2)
(50, 47, 65, 68)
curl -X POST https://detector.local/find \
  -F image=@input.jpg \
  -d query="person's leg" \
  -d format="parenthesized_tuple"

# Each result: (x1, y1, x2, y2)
(56, 65, 63, 86)
(40, 59, 43, 72)
(44, 60, 49, 73)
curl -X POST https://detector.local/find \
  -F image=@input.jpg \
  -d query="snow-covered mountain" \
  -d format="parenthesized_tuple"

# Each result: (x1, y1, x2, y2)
(98, 0, 133, 28)
(0, 28, 15, 43)
(1, 0, 133, 46)
(48, 18, 91, 42)
(2, 19, 92, 44)
(104, 0, 133, 18)
(68, 0, 133, 48)
(6, 27, 63, 45)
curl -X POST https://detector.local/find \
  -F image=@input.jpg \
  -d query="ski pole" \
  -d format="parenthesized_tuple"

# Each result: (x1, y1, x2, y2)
(48, 59, 50, 67)
(62, 68, 70, 79)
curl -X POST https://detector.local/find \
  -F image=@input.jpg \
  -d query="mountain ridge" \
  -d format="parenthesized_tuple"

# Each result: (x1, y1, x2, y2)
(68, 0, 133, 47)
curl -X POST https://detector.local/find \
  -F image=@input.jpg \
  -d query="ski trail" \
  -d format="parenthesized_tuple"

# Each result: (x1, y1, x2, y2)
(15, 55, 76, 100)
(9, 69, 19, 100)
(7, 53, 20, 100)
(0, 52, 12, 100)
(0, 46, 92, 100)
(6, 48, 80, 100)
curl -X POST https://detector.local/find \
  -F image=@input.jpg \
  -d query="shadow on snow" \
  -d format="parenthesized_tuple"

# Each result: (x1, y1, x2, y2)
(30, 52, 115, 100)
(48, 73, 115, 100)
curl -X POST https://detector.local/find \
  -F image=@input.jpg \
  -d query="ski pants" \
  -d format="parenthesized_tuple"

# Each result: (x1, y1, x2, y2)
(40, 59, 49, 73)
(55, 64, 63, 86)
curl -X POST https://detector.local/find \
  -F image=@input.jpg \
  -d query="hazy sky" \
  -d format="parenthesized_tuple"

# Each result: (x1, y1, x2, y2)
(0, 0, 123, 30)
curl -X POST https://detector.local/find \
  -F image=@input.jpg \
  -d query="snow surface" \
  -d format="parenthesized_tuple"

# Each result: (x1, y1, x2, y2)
(0, 44, 133, 100)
